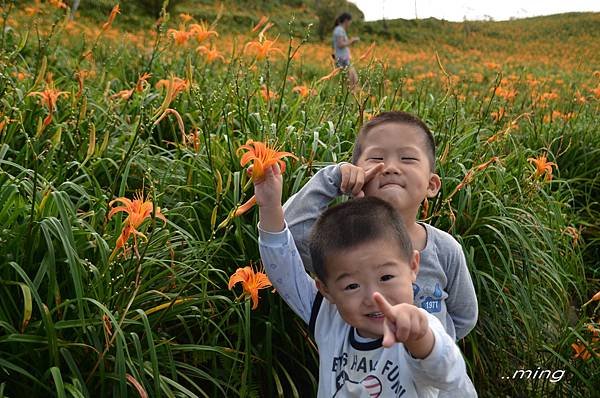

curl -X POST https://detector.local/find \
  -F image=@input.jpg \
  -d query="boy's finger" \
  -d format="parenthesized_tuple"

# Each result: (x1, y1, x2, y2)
(381, 319, 396, 348)
(272, 162, 282, 175)
(354, 190, 365, 198)
(247, 165, 254, 176)
(352, 170, 364, 196)
(373, 292, 395, 319)
(364, 163, 385, 182)
(349, 167, 359, 194)
(340, 167, 350, 193)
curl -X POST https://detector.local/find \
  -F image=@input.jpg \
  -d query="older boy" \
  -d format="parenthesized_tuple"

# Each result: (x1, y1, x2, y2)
(255, 163, 476, 396)
(283, 111, 478, 341)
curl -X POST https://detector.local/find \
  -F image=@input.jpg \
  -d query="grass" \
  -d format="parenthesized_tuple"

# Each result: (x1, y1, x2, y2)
(0, 1, 599, 397)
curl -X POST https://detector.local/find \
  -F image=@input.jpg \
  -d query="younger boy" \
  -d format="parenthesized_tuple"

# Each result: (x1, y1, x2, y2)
(283, 111, 478, 341)
(255, 163, 476, 396)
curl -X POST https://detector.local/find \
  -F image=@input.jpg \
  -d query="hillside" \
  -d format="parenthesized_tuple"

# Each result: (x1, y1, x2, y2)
(72, 1, 600, 70)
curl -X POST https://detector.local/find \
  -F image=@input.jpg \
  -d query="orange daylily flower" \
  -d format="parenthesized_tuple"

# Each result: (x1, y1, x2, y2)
(484, 61, 501, 70)
(189, 22, 218, 43)
(491, 107, 506, 122)
(538, 92, 559, 102)
(527, 154, 557, 181)
(25, 5, 40, 15)
(260, 85, 278, 101)
(571, 341, 595, 361)
(111, 89, 134, 100)
(244, 38, 284, 60)
(179, 13, 194, 23)
(155, 77, 189, 105)
(494, 86, 517, 101)
(232, 140, 297, 218)
(167, 28, 193, 46)
(108, 192, 167, 259)
(237, 139, 297, 183)
(228, 265, 272, 310)
(111, 73, 151, 101)
(196, 46, 225, 63)
(574, 91, 587, 104)
(14, 71, 29, 81)
(102, 4, 120, 31)
(292, 85, 316, 98)
(49, 0, 67, 9)
(136, 72, 152, 92)
(28, 84, 69, 127)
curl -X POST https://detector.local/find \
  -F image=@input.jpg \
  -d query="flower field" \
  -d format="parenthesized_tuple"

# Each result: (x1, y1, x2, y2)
(0, 1, 599, 397)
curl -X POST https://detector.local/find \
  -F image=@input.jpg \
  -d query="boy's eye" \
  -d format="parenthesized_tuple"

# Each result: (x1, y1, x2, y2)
(344, 283, 359, 290)
(402, 157, 418, 161)
(367, 157, 383, 161)
(381, 275, 394, 282)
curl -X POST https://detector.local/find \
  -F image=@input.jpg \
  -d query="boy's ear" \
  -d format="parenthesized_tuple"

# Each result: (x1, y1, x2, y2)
(316, 278, 335, 304)
(426, 173, 442, 198)
(409, 250, 420, 282)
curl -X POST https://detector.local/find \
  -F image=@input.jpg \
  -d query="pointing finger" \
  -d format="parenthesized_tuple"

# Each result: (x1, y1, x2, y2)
(373, 292, 395, 319)
(364, 163, 385, 183)
(381, 318, 396, 348)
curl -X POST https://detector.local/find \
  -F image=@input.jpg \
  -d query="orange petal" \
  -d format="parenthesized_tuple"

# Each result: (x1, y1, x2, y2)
(228, 266, 252, 289)
(234, 196, 257, 217)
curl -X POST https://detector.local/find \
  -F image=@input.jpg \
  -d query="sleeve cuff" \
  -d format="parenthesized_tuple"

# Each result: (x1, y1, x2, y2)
(258, 221, 291, 246)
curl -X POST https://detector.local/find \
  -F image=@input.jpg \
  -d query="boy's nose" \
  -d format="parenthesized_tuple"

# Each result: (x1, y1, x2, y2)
(382, 161, 401, 175)
(361, 288, 376, 307)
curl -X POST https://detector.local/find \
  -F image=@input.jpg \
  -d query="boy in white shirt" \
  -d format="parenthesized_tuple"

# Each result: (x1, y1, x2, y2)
(255, 161, 477, 397)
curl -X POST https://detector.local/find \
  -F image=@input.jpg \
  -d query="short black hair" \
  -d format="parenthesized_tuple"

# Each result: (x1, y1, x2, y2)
(351, 111, 436, 172)
(335, 12, 352, 26)
(308, 197, 413, 283)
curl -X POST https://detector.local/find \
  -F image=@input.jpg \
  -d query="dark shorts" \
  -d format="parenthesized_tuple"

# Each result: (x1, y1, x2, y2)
(335, 58, 350, 68)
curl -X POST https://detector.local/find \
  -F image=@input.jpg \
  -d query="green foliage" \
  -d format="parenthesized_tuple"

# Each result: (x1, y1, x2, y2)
(0, 2, 598, 397)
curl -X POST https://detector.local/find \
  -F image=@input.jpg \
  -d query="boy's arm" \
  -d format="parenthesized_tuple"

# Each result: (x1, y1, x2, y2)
(405, 312, 477, 395)
(258, 223, 317, 324)
(255, 163, 317, 324)
(283, 164, 346, 272)
(444, 242, 478, 340)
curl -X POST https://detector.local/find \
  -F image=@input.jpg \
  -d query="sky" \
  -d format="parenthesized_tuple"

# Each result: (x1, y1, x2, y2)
(348, 0, 600, 22)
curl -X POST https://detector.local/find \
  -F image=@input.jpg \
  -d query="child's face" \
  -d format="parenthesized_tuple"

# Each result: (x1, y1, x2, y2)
(355, 122, 441, 218)
(317, 238, 419, 339)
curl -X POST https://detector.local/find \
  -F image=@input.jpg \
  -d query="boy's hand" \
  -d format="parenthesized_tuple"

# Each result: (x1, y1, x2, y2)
(250, 163, 283, 209)
(251, 163, 285, 232)
(373, 292, 434, 358)
(340, 163, 384, 197)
